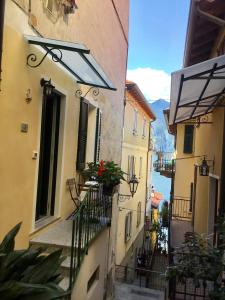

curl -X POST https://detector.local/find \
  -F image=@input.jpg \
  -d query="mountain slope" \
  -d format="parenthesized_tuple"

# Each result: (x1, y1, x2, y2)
(151, 99, 174, 152)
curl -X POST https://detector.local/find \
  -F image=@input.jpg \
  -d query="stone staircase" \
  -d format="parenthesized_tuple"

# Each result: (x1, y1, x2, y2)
(30, 219, 73, 291)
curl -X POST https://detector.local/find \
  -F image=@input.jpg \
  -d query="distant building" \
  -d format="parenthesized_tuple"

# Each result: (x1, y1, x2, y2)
(167, 0, 225, 248)
(115, 80, 156, 269)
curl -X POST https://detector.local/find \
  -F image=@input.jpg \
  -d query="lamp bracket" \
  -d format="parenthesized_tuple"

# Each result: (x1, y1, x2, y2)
(118, 194, 132, 202)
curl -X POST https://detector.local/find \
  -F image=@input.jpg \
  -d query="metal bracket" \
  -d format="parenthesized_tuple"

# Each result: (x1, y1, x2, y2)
(118, 194, 132, 202)
(75, 86, 100, 100)
(27, 47, 63, 68)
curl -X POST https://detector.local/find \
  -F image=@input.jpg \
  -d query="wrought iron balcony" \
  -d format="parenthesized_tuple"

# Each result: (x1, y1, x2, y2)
(153, 159, 174, 178)
(69, 185, 112, 291)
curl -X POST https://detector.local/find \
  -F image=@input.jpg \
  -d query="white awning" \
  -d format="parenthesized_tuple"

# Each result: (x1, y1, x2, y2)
(169, 54, 225, 125)
(25, 35, 116, 91)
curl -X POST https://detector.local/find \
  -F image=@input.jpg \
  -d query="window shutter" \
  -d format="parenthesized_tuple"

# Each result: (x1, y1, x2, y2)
(76, 98, 89, 170)
(94, 108, 101, 163)
(127, 155, 130, 181)
(183, 125, 194, 154)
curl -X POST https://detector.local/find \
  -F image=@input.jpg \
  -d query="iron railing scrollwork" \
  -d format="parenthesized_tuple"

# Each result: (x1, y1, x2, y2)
(27, 47, 63, 68)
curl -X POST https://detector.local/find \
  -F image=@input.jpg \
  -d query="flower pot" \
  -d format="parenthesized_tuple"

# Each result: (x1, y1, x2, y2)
(103, 185, 114, 196)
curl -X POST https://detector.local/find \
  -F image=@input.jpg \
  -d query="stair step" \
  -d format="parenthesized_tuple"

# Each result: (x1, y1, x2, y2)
(59, 276, 70, 291)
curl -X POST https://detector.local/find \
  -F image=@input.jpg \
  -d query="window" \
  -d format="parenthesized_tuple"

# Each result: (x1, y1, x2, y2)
(87, 266, 99, 292)
(76, 98, 101, 170)
(139, 157, 143, 179)
(133, 109, 138, 135)
(137, 202, 141, 227)
(183, 125, 194, 154)
(142, 118, 146, 138)
(125, 211, 132, 242)
(127, 155, 136, 181)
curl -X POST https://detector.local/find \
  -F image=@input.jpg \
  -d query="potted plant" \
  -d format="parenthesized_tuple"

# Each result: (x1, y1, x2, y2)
(82, 160, 126, 195)
(160, 201, 169, 227)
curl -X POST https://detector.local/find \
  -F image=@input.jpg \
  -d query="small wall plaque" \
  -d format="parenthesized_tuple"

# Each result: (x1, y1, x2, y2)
(21, 123, 28, 133)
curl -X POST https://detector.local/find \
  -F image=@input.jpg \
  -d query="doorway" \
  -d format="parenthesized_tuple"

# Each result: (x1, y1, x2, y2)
(208, 176, 219, 244)
(36, 91, 61, 221)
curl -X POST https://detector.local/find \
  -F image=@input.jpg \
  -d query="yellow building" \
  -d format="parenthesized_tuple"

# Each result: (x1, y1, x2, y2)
(0, 1, 129, 299)
(168, 0, 225, 248)
(115, 81, 156, 269)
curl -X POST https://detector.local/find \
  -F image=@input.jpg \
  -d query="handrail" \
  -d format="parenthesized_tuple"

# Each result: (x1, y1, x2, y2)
(68, 185, 112, 295)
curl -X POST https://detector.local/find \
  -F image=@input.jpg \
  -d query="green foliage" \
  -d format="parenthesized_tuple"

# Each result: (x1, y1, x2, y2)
(82, 160, 126, 188)
(166, 215, 225, 299)
(160, 201, 169, 227)
(167, 232, 222, 286)
(0, 223, 67, 300)
(150, 220, 167, 246)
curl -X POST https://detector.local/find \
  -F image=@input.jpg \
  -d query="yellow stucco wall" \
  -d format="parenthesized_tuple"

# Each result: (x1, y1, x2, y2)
(174, 108, 224, 234)
(174, 124, 195, 200)
(71, 227, 111, 300)
(1, 0, 128, 246)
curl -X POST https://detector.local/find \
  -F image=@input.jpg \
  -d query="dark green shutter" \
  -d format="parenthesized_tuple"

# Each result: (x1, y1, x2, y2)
(183, 125, 194, 154)
(76, 98, 89, 170)
(94, 108, 101, 163)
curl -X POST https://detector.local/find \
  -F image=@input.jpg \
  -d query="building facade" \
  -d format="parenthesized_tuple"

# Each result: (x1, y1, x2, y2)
(0, 0, 129, 299)
(168, 0, 225, 248)
(115, 81, 156, 269)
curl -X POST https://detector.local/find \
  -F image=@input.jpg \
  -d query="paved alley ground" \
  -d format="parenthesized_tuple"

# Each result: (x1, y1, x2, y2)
(114, 282, 165, 300)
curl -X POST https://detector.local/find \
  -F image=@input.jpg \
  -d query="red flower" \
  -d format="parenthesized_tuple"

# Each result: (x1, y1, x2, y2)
(98, 160, 106, 176)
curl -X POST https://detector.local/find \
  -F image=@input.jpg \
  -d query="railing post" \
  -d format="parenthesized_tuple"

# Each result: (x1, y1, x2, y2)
(69, 219, 76, 291)
(124, 265, 128, 282)
(77, 206, 84, 268)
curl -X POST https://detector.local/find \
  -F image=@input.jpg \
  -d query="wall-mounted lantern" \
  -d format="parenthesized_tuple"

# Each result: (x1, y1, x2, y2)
(129, 175, 139, 197)
(40, 78, 55, 96)
(199, 156, 209, 176)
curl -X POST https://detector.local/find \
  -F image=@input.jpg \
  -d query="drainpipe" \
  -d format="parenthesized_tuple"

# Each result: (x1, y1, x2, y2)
(0, 0, 5, 91)
(219, 110, 225, 215)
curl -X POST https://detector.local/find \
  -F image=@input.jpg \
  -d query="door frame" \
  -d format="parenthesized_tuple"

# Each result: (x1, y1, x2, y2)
(31, 80, 67, 231)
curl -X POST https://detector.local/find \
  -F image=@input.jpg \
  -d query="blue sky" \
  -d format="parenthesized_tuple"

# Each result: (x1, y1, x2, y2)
(127, 0, 190, 101)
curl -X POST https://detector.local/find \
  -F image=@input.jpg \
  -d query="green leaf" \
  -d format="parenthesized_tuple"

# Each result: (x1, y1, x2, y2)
(0, 223, 22, 254)
(24, 249, 63, 284)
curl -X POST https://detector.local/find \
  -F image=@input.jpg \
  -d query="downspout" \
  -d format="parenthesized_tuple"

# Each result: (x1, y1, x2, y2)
(0, 0, 6, 91)
(219, 110, 225, 215)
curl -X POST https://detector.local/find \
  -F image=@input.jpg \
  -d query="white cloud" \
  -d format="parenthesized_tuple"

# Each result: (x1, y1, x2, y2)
(127, 67, 171, 101)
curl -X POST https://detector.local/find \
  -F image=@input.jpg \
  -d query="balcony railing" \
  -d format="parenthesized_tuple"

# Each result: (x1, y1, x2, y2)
(171, 197, 192, 220)
(69, 185, 112, 291)
(170, 277, 215, 299)
(153, 152, 175, 178)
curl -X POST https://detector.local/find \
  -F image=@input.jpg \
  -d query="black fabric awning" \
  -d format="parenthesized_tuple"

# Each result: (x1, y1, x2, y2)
(25, 35, 116, 91)
(169, 54, 225, 125)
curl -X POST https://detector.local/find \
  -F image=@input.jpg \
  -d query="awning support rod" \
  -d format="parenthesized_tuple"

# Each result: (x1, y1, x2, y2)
(178, 91, 225, 108)
(190, 63, 217, 119)
(205, 87, 225, 114)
